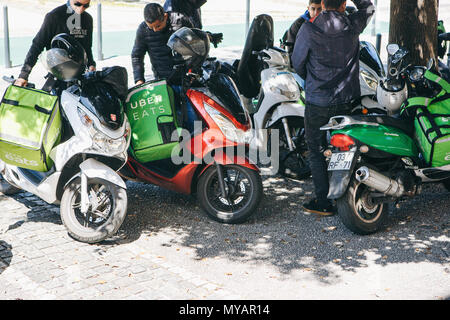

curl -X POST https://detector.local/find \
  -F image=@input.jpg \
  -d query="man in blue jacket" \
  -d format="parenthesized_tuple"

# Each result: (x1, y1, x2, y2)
(292, 0, 375, 215)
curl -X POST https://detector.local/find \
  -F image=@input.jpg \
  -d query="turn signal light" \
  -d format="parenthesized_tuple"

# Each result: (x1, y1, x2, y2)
(330, 134, 355, 151)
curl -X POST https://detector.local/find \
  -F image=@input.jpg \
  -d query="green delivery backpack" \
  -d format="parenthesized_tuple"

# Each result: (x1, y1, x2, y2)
(125, 80, 182, 163)
(0, 85, 62, 172)
(401, 71, 450, 167)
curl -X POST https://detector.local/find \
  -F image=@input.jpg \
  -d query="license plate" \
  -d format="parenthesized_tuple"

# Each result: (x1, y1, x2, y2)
(327, 152, 355, 171)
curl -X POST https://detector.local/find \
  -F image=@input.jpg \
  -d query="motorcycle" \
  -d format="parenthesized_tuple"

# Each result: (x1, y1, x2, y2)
(0, 36, 131, 243)
(119, 27, 263, 224)
(320, 43, 450, 235)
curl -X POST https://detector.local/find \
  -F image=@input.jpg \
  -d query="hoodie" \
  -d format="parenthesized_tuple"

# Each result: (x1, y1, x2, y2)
(292, 0, 375, 107)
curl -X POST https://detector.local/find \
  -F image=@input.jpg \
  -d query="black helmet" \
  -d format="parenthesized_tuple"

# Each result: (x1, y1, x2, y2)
(167, 27, 210, 69)
(41, 33, 88, 81)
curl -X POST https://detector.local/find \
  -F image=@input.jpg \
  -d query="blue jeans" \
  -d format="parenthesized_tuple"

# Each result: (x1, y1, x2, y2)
(304, 102, 353, 206)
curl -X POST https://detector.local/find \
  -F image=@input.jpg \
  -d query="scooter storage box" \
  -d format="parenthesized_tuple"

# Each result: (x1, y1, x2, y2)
(414, 99, 450, 167)
(125, 80, 181, 163)
(0, 85, 61, 172)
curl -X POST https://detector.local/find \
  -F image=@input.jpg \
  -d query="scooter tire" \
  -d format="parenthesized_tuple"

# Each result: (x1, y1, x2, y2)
(60, 177, 127, 243)
(337, 178, 389, 235)
(197, 165, 263, 224)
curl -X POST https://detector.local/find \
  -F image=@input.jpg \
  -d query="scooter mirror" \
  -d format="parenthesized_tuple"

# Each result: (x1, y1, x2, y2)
(387, 44, 400, 56)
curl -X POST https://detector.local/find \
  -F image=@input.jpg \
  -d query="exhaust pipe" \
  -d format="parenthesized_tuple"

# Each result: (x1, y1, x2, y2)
(355, 166, 405, 197)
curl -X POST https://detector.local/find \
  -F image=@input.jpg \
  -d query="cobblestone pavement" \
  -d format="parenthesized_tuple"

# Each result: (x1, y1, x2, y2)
(1, 175, 449, 300)
(0, 190, 241, 300)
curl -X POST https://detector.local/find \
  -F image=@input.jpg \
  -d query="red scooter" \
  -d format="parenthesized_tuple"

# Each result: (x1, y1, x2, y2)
(119, 28, 263, 224)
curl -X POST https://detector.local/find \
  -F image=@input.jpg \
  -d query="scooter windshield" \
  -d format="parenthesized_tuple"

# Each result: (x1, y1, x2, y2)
(80, 81, 124, 130)
(207, 73, 247, 125)
(360, 41, 386, 78)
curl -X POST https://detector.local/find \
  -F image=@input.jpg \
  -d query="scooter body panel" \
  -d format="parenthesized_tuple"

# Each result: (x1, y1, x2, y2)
(332, 125, 419, 157)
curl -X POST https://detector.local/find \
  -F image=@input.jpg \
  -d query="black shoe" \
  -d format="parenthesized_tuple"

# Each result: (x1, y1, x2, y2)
(302, 198, 335, 216)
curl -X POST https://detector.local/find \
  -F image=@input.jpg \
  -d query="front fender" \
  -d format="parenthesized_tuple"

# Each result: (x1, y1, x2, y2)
(65, 158, 127, 190)
(266, 102, 305, 128)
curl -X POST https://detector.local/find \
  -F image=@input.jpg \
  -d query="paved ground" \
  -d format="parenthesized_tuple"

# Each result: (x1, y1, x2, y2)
(0, 174, 449, 300)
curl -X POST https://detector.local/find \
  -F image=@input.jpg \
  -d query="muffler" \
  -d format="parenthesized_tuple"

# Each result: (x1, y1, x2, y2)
(355, 166, 405, 197)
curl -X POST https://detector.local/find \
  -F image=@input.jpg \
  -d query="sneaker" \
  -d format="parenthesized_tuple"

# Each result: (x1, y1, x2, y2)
(302, 198, 335, 216)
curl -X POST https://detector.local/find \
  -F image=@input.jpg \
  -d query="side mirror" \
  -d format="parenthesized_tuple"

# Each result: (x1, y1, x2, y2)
(426, 58, 435, 70)
(387, 44, 400, 56)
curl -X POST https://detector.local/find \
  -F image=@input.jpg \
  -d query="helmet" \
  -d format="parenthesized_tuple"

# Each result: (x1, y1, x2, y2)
(376, 80, 408, 114)
(41, 33, 87, 81)
(167, 27, 210, 69)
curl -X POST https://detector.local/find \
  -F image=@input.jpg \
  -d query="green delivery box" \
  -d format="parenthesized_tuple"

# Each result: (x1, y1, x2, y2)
(414, 99, 450, 167)
(0, 85, 62, 172)
(125, 80, 181, 163)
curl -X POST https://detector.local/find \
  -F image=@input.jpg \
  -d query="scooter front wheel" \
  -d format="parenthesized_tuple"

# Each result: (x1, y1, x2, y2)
(197, 165, 263, 224)
(60, 177, 127, 243)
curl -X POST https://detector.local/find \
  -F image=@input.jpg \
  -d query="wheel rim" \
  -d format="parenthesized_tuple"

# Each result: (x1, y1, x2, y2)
(205, 166, 253, 215)
(70, 183, 115, 229)
(352, 181, 384, 223)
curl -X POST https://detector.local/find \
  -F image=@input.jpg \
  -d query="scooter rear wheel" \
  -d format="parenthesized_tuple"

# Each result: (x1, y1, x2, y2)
(60, 177, 127, 243)
(337, 178, 389, 235)
(197, 165, 263, 224)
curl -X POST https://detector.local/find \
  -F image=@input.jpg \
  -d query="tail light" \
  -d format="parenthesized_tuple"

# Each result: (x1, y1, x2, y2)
(330, 134, 355, 151)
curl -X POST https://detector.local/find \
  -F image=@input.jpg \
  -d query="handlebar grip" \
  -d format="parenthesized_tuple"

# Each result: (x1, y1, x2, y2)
(2, 76, 15, 84)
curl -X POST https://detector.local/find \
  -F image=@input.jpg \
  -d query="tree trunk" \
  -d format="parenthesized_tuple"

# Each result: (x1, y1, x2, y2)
(389, 0, 438, 66)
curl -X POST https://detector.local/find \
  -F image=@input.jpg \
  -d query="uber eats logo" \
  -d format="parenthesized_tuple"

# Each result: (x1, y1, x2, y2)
(4, 152, 38, 167)
(127, 94, 166, 121)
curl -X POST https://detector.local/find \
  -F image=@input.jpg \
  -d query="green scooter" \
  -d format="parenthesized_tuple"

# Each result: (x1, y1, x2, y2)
(320, 44, 450, 235)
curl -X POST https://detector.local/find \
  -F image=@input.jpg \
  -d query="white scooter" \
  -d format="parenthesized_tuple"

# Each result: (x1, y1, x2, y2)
(225, 14, 310, 179)
(0, 52, 131, 243)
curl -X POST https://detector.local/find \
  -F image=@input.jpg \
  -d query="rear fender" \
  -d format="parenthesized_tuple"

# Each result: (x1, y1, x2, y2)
(327, 151, 360, 200)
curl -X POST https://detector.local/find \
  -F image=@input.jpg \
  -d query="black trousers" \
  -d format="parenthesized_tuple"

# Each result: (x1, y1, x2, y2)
(304, 102, 353, 206)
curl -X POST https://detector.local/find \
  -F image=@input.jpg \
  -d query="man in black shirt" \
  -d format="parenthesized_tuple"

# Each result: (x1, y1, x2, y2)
(15, 0, 96, 87)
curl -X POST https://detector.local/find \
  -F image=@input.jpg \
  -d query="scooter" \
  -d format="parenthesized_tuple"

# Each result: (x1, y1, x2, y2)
(119, 27, 263, 224)
(0, 51, 131, 243)
(218, 14, 310, 180)
(320, 43, 450, 235)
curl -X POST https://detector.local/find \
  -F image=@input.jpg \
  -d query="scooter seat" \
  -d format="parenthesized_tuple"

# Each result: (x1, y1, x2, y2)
(351, 114, 414, 136)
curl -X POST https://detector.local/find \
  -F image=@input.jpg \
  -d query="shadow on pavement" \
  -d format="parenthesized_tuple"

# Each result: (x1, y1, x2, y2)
(109, 174, 450, 284)
(0, 240, 13, 275)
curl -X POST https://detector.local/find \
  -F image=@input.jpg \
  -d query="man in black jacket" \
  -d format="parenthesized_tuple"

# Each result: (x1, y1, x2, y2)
(131, 3, 194, 85)
(292, 0, 375, 215)
(15, 0, 95, 87)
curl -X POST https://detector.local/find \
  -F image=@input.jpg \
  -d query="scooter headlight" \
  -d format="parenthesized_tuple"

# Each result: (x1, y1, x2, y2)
(92, 132, 128, 155)
(361, 69, 378, 91)
(263, 72, 300, 101)
(204, 103, 251, 144)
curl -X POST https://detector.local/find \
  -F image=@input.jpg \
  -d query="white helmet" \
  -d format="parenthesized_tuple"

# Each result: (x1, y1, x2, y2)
(376, 80, 408, 114)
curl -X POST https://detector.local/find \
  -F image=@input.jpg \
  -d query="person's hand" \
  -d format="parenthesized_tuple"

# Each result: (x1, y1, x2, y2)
(135, 80, 144, 86)
(210, 32, 223, 48)
(89, 66, 96, 72)
(14, 78, 28, 87)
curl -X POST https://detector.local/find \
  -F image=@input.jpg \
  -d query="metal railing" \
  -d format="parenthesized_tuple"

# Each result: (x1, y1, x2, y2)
(2, 1, 382, 68)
